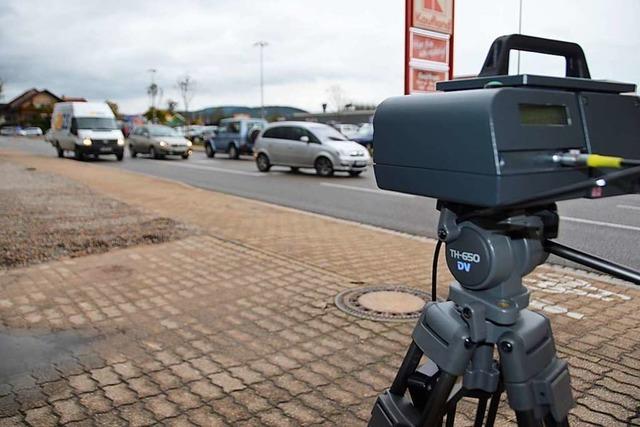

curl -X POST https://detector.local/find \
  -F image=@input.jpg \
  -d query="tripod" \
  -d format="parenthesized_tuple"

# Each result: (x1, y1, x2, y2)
(368, 203, 640, 427)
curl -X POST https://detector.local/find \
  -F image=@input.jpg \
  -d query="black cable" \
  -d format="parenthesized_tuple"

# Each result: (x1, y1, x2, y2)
(622, 159, 640, 167)
(458, 164, 640, 222)
(431, 240, 443, 302)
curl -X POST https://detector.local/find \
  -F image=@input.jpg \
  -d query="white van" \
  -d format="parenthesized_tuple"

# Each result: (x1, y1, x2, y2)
(49, 102, 125, 161)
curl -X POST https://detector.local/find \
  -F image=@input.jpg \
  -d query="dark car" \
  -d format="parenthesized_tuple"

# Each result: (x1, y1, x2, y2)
(204, 118, 267, 159)
(352, 123, 374, 150)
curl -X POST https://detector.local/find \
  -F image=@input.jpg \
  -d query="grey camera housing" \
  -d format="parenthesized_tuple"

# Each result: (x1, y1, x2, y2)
(373, 75, 640, 207)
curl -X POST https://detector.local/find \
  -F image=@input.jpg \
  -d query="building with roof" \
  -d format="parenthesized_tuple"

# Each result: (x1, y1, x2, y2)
(0, 88, 63, 128)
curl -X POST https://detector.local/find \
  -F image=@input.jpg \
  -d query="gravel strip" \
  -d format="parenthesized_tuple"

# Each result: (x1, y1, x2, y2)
(0, 161, 194, 268)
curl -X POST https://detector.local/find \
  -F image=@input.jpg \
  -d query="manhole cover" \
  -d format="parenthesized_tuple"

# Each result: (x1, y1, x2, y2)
(335, 285, 430, 322)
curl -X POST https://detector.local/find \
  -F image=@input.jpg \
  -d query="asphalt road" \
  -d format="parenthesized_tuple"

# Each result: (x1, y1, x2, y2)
(2, 136, 639, 273)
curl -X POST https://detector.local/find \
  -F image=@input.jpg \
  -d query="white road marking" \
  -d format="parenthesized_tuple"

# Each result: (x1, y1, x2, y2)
(152, 161, 262, 177)
(319, 182, 417, 198)
(617, 204, 640, 212)
(561, 216, 640, 232)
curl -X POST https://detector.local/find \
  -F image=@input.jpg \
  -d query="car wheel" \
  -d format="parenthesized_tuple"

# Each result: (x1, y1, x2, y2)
(55, 142, 64, 158)
(181, 152, 190, 159)
(149, 146, 158, 159)
(228, 144, 239, 159)
(256, 153, 271, 172)
(116, 152, 124, 161)
(74, 148, 84, 161)
(130, 147, 137, 158)
(315, 157, 334, 177)
(349, 171, 362, 177)
(205, 143, 215, 158)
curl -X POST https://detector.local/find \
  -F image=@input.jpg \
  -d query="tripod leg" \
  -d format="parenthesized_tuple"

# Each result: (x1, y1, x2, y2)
(485, 384, 503, 427)
(515, 410, 543, 427)
(544, 414, 569, 427)
(473, 397, 488, 427)
(390, 342, 423, 395)
(445, 405, 456, 427)
(420, 372, 457, 426)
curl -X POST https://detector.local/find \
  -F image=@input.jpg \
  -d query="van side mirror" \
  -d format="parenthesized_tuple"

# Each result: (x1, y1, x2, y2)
(143, 132, 150, 138)
(300, 136, 310, 143)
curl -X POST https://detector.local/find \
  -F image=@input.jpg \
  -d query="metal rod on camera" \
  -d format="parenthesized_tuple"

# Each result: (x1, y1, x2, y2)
(545, 240, 640, 284)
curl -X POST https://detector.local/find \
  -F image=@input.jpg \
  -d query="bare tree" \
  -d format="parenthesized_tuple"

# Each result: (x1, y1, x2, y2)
(166, 99, 178, 113)
(177, 75, 196, 125)
(0, 78, 4, 100)
(326, 85, 348, 113)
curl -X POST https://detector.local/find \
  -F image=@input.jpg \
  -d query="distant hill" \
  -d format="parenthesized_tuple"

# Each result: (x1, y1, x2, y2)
(183, 105, 308, 124)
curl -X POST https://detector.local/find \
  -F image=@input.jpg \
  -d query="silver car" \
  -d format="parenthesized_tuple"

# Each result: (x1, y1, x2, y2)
(128, 125, 193, 159)
(254, 122, 371, 177)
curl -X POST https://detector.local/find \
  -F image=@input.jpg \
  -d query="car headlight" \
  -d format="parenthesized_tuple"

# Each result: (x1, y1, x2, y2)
(82, 137, 92, 146)
(186, 140, 192, 147)
(159, 140, 168, 147)
(117, 138, 125, 146)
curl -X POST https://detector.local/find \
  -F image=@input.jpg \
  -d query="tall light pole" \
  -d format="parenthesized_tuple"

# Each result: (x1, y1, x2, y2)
(517, 0, 523, 74)
(147, 68, 158, 123)
(253, 41, 268, 120)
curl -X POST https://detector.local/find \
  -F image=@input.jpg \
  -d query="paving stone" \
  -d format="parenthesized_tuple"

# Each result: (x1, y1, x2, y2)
(279, 400, 323, 425)
(69, 374, 98, 394)
(127, 376, 161, 398)
(188, 379, 224, 401)
(93, 411, 127, 426)
(79, 391, 113, 414)
(166, 388, 201, 411)
(103, 383, 138, 407)
(186, 406, 227, 427)
(91, 367, 120, 387)
(53, 398, 86, 424)
(118, 402, 156, 427)
(24, 406, 59, 427)
(143, 395, 179, 420)
(209, 372, 246, 393)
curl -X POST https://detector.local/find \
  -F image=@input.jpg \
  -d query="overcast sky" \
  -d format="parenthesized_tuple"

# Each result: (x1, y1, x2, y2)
(1, 0, 638, 114)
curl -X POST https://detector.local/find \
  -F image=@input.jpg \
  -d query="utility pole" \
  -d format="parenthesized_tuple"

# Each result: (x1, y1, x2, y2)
(517, 0, 523, 74)
(147, 68, 158, 123)
(253, 41, 268, 120)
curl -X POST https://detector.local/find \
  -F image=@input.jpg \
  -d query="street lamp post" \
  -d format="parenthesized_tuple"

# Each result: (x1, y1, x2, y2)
(253, 41, 268, 120)
(147, 68, 158, 123)
(517, 0, 523, 74)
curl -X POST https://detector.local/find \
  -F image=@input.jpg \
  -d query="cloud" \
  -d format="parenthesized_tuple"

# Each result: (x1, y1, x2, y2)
(0, 0, 637, 115)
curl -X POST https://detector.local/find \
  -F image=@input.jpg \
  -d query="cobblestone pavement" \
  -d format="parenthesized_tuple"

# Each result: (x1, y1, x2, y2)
(0, 151, 639, 426)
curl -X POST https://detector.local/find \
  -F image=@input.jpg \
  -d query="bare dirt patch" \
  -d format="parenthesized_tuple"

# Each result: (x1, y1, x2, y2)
(0, 161, 193, 268)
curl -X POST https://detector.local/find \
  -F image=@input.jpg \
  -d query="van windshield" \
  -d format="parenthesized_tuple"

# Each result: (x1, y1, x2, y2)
(73, 117, 118, 130)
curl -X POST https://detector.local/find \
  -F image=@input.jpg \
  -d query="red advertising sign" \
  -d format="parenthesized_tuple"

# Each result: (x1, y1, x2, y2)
(410, 69, 448, 93)
(405, 0, 454, 94)
(411, 29, 449, 63)
(413, 0, 454, 34)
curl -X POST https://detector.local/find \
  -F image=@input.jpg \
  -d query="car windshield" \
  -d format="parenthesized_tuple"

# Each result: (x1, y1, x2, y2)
(148, 125, 179, 137)
(73, 117, 118, 130)
(310, 125, 349, 142)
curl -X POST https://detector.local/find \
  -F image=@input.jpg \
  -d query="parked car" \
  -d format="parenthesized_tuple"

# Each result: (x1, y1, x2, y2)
(205, 118, 267, 159)
(253, 121, 371, 177)
(352, 123, 374, 150)
(23, 127, 43, 136)
(128, 124, 192, 159)
(48, 102, 125, 160)
(333, 123, 360, 139)
(0, 126, 25, 136)
(186, 125, 217, 144)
